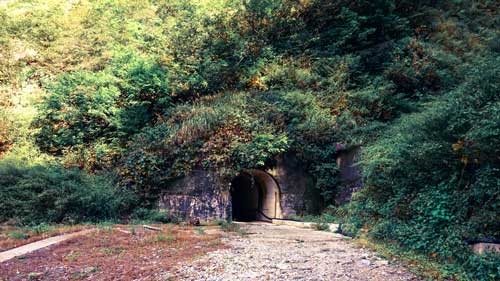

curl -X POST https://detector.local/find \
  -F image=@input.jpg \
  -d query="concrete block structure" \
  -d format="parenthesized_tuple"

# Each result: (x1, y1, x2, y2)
(159, 150, 362, 221)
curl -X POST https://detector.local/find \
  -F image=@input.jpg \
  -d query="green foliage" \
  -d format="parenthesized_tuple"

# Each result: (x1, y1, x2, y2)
(219, 221, 247, 235)
(233, 133, 288, 168)
(195, 226, 205, 235)
(0, 109, 15, 155)
(8, 231, 30, 240)
(119, 92, 289, 200)
(33, 71, 121, 154)
(1, 1, 499, 278)
(341, 56, 500, 279)
(0, 159, 138, 224)
(29, 223, 54, 235)
(33, 49, 170, 170)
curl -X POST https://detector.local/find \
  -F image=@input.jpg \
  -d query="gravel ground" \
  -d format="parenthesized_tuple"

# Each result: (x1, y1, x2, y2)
(172, 222, 419, 281)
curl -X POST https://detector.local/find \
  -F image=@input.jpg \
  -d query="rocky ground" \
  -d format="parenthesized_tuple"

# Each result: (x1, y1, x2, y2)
(173, 222, 419, 281)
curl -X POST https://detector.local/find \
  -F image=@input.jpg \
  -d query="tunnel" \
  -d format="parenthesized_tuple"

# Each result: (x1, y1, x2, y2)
(230, 169, 282, 222)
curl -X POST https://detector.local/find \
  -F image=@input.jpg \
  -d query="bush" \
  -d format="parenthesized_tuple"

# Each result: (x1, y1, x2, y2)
(8, 231, 30, 240)
(341, 56, 500, 279)
(0, 160, 138, 225)
(33, 49, 170, 171)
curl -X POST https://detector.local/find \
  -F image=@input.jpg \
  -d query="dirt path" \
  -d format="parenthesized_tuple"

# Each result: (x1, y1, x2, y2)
(174, 222, 419, 281)
(0, 229, 94, 263)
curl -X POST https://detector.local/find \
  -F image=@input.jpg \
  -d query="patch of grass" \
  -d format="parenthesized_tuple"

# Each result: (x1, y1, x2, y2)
(96, 222, 113, 233)
(101, 247, 125, 255)
(354, 235, 468, 280)
(27, 272, 42, 280)
(128, 225, 137, 235)
(212, 219, 226, 226)
(64, 251, 81, 262)
(195, 226, 205, 235)
(71, 272, 88, 280)
(219, 221, 247, 235)
(314, 222, 330, 231)
(207, 240, 222, 247)
(156, 234, 176, 243)
(29, 223, 54, 235)
(289, 213, 337, 224)
(8, 230, 30, 240)
(70, 266, 98, 279)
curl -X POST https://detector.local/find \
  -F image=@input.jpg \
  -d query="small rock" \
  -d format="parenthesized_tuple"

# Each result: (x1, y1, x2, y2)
(360, 259, 371, 266)
(83, 267, 97, 274)
(375, 260, 389, 266)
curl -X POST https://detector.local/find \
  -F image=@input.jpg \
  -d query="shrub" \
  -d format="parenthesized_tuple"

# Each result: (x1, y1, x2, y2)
(29, 223, 54, 235)
(8, 231, 30, 240)
(342, 56, 500, 279)
(0, 159, 138, 224)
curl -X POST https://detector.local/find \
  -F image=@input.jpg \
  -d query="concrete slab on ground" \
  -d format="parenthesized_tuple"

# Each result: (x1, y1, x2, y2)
(272, 219, 340, 232)
(0, 229, 95, 263)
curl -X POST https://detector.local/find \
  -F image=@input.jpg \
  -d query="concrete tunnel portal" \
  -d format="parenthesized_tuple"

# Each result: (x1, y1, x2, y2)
(230, 169, 283, 222)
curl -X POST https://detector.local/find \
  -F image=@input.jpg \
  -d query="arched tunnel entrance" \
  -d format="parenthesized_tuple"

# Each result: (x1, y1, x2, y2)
(230, 170, 282, 222)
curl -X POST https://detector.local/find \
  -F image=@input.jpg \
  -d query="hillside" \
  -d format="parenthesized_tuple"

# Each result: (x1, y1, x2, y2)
(0, 0, 499, 279)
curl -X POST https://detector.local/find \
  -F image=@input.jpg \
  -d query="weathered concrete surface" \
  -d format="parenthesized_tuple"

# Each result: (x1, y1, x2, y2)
(250, 169, 283, 220)
(272, 219, 339, 232)
(173, 222, 418, 281)
(0, 229, 95, 263)
(471, 243, 500, 254)
(159, 170, 230, 221)
(268, 153, 317, 216)
(159, 156, 314, 221)
(336, 147, 363, 204)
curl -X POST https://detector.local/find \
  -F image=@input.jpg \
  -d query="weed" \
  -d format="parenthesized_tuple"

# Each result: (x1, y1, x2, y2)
(207, 240, 222, 247)
(70, 267, 98, 280)
(156, 234, 175, 242)
(354, 235, 469, 280)
(101, 247, 124, 255)
(28, 272, 41, 280)
(129, 225, 137, 235)
(29, 223, 54, 235)
(195, 226, 205, 235)
(314, 222, 330, 231)
(8, 231, 29, 240)
(65, 251, 81, 261)
(96, 222, 113, 233)
(214, 220, 227, 226)
(219, 222, 247, 235)
(71, 272, 88, 280)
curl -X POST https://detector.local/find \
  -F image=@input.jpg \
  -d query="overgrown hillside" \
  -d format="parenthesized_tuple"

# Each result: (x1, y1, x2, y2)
(0, 0, 499, 279)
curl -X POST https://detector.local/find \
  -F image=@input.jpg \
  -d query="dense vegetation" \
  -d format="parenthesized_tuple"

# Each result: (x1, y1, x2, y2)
(0, 0, 498, 279)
